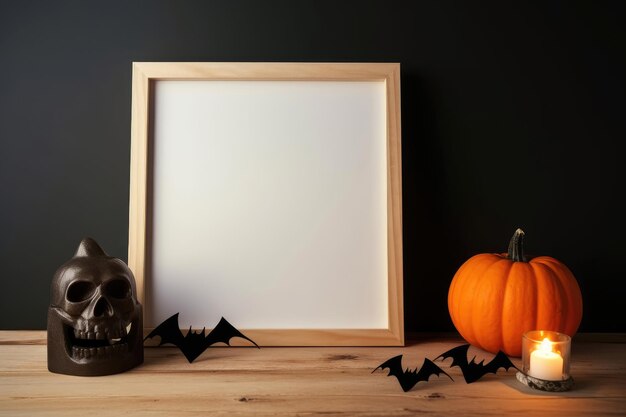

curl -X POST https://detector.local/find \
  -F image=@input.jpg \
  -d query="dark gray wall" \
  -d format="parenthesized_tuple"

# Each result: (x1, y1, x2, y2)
(1, 1, 624, 332)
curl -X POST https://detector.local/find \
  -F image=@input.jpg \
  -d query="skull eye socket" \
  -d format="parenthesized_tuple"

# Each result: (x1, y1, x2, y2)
(104, 278, 131, 299)
(66, 281, 96, 302)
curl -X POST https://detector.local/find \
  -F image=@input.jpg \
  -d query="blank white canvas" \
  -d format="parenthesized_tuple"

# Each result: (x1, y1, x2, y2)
(149, 80, 388, 329)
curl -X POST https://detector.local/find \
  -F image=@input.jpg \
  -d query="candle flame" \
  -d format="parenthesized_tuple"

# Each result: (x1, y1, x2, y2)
(539, 337, 553, 353)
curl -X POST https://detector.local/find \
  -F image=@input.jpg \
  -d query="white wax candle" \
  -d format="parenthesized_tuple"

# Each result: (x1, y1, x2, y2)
(529, 338, 563, 380)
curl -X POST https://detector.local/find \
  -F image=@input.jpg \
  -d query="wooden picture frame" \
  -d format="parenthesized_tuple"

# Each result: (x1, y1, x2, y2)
(129, 62, 403, 346)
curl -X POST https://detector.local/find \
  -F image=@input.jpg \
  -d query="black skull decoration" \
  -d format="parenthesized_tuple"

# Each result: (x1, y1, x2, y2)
(47, 238, 143, 376)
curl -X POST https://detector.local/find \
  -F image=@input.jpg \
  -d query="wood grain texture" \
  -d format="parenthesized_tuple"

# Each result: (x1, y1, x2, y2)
(142, 328, 402, 348)
(127, 62, 403, 346)
(385, 63, 403, 345)
(128, 62, 150, 308)
(132, 62, 401, 81)
(1, 332, 624, 416)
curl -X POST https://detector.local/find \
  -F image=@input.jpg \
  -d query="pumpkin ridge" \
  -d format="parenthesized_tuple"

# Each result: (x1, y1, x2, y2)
(529, 261, 559, 331)
(471, 258, 510, 352)
(531, 262, 540, 332)
(545, 263, 568, 332)
(502, 261, 536, 356)
(541, 260, 582, 335)
(499, 260, 515, 355)
(450, 256, 484, 345)
(447, 255, 477, 325)
(500, 262, 513, 354)
(530, 256, 563, 267)
(449, 254, 501, 347)
(449, 255, 494, 326)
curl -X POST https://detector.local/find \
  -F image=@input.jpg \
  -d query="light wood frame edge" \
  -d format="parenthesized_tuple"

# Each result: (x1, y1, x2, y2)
(129, 62, 403, 346)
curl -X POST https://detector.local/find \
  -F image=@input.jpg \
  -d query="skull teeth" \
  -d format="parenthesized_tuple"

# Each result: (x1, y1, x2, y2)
(72, 323, 133, 340)
(71, 343, 128, 359)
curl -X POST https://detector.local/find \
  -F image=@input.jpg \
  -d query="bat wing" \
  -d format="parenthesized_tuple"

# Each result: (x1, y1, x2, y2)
(144, 313, 185, 347)
(483, 351, 519, 376)
(437, 344, 517, 383)
(203, 317, 259, 349)
(372, 355, 405, 379)
(145, 314, 258, 363)
(436, 343, 471, 374)
(373, 356, 452, 392)
(373, 355, 417, 392)
(415, 358, 453, 384)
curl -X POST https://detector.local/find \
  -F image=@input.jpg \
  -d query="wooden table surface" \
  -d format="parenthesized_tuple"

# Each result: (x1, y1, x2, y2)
(1, 331, 625, 416)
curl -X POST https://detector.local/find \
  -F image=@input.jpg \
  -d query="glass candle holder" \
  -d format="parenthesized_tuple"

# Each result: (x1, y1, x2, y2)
(522, 330, 571, 380)
(517, 330, 574, 391)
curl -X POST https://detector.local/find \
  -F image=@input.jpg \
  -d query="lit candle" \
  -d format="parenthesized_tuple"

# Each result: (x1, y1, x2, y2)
(529, 338, 564, 380)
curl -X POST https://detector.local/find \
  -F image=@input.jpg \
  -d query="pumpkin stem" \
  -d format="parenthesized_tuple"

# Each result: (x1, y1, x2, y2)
(507, 228, 527, 262)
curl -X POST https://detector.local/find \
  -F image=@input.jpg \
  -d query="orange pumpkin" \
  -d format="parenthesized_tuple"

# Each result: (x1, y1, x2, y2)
(448, 229, 583, 357)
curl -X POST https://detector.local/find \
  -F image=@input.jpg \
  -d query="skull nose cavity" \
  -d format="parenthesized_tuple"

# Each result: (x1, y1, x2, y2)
(93, 297, 114, 317)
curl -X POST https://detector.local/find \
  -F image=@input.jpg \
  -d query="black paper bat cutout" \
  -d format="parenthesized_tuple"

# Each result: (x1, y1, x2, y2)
(435, 344, 518, 383)
(372, 355, 453, 392)
(144, 313, 259, 363)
